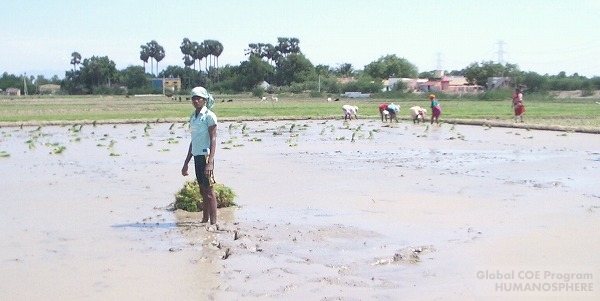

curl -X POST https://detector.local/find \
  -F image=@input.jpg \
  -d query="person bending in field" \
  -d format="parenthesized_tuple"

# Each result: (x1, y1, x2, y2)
(342, 105, 358, 120)
(379, 103, 389, 121)
(385, 103, 400, 123)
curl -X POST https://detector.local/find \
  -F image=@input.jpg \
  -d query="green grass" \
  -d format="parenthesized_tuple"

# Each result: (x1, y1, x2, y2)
(1, 94, 599, 129)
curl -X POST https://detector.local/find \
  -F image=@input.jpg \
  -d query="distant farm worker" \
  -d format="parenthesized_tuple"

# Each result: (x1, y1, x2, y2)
(386, 103, 400, 123)
(409, 106, 427, 123)
(429, 94, 442, 124)
(512, 88, 525, 122)
(181, 86, 218, 225)
(342, 104, 359, 120)
(378, 103, 389, 121)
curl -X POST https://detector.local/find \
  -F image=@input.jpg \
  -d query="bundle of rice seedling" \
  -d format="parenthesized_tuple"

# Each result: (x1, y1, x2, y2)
(174, 180, 236, 212)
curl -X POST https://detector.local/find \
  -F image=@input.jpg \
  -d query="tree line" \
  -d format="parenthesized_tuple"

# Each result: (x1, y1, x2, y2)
(2, 37, 600, 96)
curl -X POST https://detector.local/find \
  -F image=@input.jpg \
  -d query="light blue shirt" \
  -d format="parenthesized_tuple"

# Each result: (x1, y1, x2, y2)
(189, 106, 217, 156)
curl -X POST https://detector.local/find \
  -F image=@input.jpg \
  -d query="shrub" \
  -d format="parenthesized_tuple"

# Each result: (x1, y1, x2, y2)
(251, 87, 265, 98)
(174, 180, 237, 212)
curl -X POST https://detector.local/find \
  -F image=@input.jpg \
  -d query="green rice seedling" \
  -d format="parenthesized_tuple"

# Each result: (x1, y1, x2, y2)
(158, 149, 170, 152)
(368, 131, 374, 139)
(0, 151, 10, 158)
(109, 152, 120, 156)
(289, 123, 296, 133)
(320, 128, 326, 135)
(248, 137, 262, 142)
(233, 144, 245, 147)
(174, 181, 236, 212)
(169, 123, 175, 130)
(51, 145, 66, 154)
(92, 120, 97, 127)
(147, 142, 153, 147)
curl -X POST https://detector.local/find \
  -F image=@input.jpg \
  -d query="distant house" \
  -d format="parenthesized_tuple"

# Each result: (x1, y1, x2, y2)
(151, 77, 182, 92)
(38, 84, 61, 95)
(418, 80, 442, 92)
(442, 76, 483, 93)
(342, 91, 370, 98)
(258, 81, 270, 90)
(487, 77, 512, 90)
(416, 71, 482, 93)
(5, 87, 21, 96)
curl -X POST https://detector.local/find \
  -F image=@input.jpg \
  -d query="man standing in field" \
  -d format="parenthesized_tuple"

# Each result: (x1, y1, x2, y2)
(181, 86, 218, 225)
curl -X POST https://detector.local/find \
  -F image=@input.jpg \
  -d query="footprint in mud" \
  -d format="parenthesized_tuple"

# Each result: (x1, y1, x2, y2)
(373, 245, 435, 265)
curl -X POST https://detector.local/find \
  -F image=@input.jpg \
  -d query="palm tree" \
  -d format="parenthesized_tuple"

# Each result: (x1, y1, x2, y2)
(288, 37, 301, 54)
(264, 44, 276, 66)
(70, 52, 82, 71)
(213, 41, 224, 82)
(180, 38, 193, 68)
(199, 41, 210, 72)
(190, 41, 201, 71)
(139, 45, 150, 73)
(155, 45, 165, 76)
(276, 37, 290, 57)
(142, 40, 165, 76)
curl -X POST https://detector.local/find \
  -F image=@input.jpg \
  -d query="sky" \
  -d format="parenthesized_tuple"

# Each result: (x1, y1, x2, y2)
(3, 0, 600, 79)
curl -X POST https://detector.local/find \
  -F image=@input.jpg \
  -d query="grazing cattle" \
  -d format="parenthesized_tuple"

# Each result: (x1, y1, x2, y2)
(342, 105, 359, 120)
(327, 97, 332, 102)
(261, 97, 267, 101)
(271, 95, 279, 101)
(409, 106, 427, 123)
(334, 98, 340, 101)
(227, 99, 233, 102)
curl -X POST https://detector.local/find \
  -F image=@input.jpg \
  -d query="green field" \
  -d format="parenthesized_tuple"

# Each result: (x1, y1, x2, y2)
(1, 94, 599, 133)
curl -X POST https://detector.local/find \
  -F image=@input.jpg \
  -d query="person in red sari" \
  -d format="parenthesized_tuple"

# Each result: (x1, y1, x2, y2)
(512, 88, 525, 122)
(378, 103, 389, 121)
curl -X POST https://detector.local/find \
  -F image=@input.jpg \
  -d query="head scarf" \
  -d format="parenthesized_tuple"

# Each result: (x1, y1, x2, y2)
(191, 86, 215, 110)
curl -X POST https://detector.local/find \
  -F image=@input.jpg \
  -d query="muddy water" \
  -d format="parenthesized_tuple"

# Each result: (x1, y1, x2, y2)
(0, 120, 598, 300)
